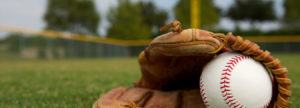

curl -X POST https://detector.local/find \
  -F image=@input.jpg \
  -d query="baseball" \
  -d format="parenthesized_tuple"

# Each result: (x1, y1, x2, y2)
(200, 52, 273, 108)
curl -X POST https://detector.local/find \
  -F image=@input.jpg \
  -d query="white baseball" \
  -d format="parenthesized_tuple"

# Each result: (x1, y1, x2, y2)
(200, 52, 272, 108)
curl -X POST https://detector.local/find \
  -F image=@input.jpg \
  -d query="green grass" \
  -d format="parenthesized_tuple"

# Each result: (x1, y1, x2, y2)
(0, 57, 140, 108)
(0, 53, 299, 107)
(273, 53, 300, 107)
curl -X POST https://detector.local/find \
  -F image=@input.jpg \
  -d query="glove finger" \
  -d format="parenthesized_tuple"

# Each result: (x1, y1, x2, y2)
(181, 89, 206, 108)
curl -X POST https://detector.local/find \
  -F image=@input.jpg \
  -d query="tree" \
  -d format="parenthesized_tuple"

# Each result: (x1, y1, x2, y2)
(174, 0, 220, 29)
(283, 0, 300, 29)
(140, 1, 168, 36)
(44, 0, 100, 35)
(227, 0, 275, 26)
(107, 0, 151, 40)
(43, 0, 100, 58)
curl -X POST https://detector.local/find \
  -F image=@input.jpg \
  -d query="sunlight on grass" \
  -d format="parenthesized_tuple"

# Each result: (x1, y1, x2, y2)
(0, 57, 140, 107)
(0, 53, 299, 107)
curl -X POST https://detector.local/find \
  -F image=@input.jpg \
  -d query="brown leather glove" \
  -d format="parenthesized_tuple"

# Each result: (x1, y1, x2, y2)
(93, 87, 205, 108)
(93, 21, 291, 108)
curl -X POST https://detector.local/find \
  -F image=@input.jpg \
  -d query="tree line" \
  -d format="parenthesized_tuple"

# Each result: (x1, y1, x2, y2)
(42, 0, 300, 40)
(4, 0, 300, 58)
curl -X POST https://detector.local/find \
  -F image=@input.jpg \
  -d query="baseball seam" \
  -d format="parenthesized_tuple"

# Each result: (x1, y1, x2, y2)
(220, 55, 248, 108)
(220, 55, 270, 108)
(200, 78, 210, 107)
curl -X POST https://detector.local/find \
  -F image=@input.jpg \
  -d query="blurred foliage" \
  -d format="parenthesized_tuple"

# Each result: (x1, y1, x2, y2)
(216, 28, 300, 36)
(283, 0, 300, 30)
(44, 0, 100, 35)
(140, 1, 168, 37)
(284, 0, 300, 22)
(107, 0, 151, 40)
(42, 0, 101, 58)
(227, 0, 275, 22)
(4, 0, 300, 59)
(174, 0, 220, 29)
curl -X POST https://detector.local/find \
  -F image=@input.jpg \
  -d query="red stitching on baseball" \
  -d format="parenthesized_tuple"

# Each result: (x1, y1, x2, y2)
(200, 78, 210, 107)
(202, 54, 269, 108)
(222, 92, 232, 97)
(226, 65, 234, 70)
(222, 89, 230, 93)
(221, 76, 230, 80)
(223, 68, 232, 72)
(220, 55, 249, 108)
(233, 103, 242, 108)
(227, 99, 235, 104)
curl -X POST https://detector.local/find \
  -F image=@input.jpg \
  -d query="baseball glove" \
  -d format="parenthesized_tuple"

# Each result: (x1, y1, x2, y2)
(93, 20, 291, 108)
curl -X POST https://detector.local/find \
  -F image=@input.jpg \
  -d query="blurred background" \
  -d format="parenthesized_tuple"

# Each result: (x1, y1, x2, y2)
(0, 0, 299, 107)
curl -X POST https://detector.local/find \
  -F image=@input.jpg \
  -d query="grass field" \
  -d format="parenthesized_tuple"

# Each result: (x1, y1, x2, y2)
(0, 53, 299, 107)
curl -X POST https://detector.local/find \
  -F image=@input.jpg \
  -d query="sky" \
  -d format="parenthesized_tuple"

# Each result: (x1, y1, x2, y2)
(0, 0, 284, 39)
